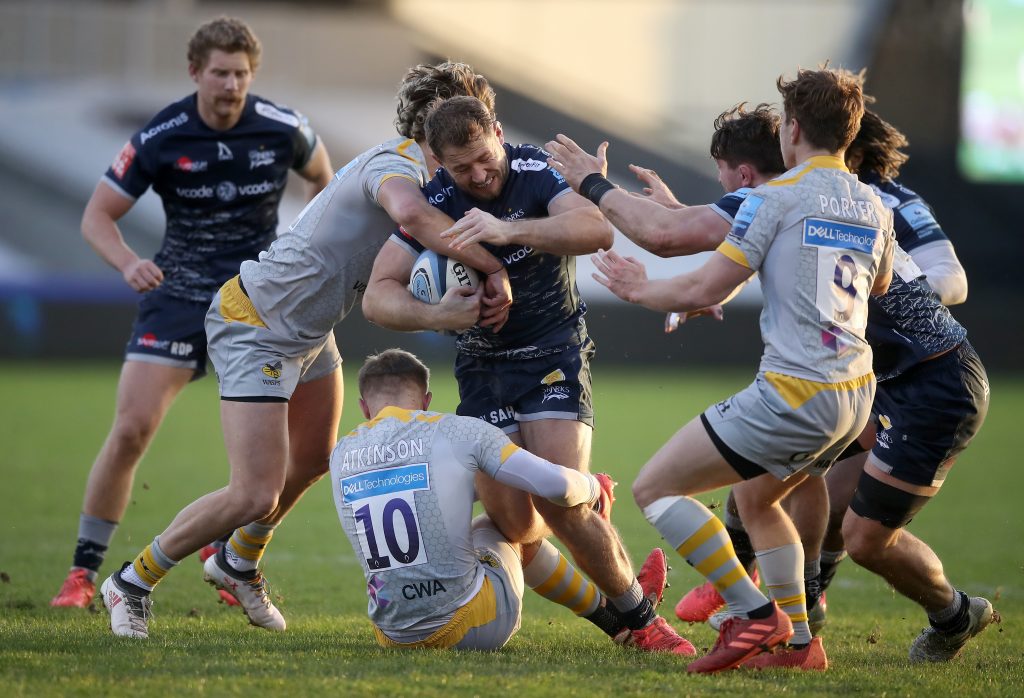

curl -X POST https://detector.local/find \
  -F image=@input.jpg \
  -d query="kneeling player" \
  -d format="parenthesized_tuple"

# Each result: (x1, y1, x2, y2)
(331, 349, 635, 650)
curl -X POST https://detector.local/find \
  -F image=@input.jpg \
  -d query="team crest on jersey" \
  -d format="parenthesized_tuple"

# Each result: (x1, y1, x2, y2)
(249, 149, 275, 170)
(477, 551, 501, 569)
(261, 361, 283, 384)
(217, 142, 234, 161)
(111, 142, 136, 180)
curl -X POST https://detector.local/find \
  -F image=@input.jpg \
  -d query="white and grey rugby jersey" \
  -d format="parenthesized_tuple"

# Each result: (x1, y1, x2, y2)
(718, 155, 894, 385)
(329, 406, 595, 635)
(240, 138, 429, 340)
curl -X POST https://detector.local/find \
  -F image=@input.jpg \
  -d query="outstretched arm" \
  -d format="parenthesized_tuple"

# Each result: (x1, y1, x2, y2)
(544, 135, 730, 256)
(593, 247, 753, 313)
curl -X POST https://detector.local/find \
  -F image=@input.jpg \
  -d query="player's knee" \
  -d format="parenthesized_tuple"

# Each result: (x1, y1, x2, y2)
(109, 414, 160, 457)
(842, 516, 893, 564)
(631, 475, 661, 509)
(227, 487, 281, 522)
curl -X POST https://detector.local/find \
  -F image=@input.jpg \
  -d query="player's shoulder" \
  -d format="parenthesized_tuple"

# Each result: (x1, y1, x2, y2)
(248, 94, 307, 131)
(133, 94, 195, 148)
(710, 187, 754, 219)
(438, 413, 504, 442)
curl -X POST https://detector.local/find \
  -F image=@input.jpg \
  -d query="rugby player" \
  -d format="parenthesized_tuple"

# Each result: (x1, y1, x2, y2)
(52, 16, 333, 608)
(362, 96, 694, 654)
(551, 66, 895, 673)
(331, 348, 616, 650)
(98, 62, 515, 639)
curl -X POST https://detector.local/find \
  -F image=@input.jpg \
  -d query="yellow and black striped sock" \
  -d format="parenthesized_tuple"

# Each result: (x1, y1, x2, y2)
(524, 539, 601, 617)
(225, 522, 276, 573)
(121, 537, 178, 591)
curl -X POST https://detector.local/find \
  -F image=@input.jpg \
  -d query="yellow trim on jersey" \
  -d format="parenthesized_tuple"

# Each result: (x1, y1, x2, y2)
(378, 172, 419, 188)
(395, 138, 420, 164)
(764, 371, 875, 410)
(500, 442, 520, 463)
(219, 275, 267, 328)
(372, 576, 498, 649)
(767, 155, 849, 188)
(675, 516, 726, 558)
(717, 241, 751, 268)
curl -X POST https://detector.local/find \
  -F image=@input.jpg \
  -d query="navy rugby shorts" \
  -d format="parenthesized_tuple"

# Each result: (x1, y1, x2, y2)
(870, 342, 989, 488)
(124, 290, 209, 379)
(454, 340, 595, 433)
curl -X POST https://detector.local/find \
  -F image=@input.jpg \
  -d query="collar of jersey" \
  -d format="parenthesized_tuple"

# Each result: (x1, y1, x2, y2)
(768, 155, 849, 187)
(373, 406, 415, 421)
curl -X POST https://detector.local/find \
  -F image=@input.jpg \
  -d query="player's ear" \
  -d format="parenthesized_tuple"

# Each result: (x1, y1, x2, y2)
(738, 164, 753, 187)
(188, 62, 201, 83)
(494, 121, 504, 145)
(359, 397, 371, 419)
(422, 391, 432, 411)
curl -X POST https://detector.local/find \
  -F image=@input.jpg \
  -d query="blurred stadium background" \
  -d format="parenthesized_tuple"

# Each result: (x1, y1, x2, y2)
(0, 0, 1020, 368)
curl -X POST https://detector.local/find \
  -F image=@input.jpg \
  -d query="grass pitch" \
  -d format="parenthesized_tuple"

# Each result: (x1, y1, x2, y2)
(1, 362, 1021, 696)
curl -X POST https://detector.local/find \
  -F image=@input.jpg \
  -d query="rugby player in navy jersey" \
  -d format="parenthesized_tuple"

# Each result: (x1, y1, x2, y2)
(552, 101, 995, 666)
(52, 17, 333, 609)
(362, 95, 695, 654)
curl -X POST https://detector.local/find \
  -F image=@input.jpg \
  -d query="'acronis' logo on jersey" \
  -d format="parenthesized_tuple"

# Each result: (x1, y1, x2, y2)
(803, 218, 878, 254)
(730, 194, 764, 239)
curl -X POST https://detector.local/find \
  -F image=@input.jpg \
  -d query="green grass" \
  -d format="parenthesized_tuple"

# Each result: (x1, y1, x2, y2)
(1, 362, 1022, 696)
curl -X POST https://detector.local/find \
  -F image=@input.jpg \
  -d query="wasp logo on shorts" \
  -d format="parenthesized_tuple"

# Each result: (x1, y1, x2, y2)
(541, 369, 565, 386)
(261, 361, 283, 386)
(478, 551, 501, 569)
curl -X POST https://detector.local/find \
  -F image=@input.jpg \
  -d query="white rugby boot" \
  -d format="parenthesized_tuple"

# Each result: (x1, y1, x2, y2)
(203, 551, 286, 631)
(100, 565, 153, 639)
(909, 595, 997, 663)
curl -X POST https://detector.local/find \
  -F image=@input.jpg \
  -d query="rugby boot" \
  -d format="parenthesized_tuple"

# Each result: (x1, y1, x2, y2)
(198, 543, 240, 607)
(616, 615, 696, 655)
(51, 568, 95, 608)
(909, 595, 998, 663)
(741, 637, 828, 671)
(807, 591, 827, 636)
(687, 603, 793, 674)
(593, 473, 616, 522)
(100, 564, 152, 639)
(637, 548, 668, 608)
(203, 550, 285, 631)
(676, 569, 760, 623)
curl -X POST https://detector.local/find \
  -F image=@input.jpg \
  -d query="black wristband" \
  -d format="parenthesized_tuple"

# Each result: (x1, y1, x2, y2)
(579, 173, 616, 206)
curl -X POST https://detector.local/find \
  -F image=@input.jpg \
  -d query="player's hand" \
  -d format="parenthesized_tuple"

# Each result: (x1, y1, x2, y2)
(435, 285, 482, 331)
(664, 305, 725, 333)
(441, 208, 514, 250)
(628, 164, 684, 209)
(479, 267, 512, 333)
(592, 248, 648, 304)
(545, 134, 608, 191)
(122, 258, 163, 293)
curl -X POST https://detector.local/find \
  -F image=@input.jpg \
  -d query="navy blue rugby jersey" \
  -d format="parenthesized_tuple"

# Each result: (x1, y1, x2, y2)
(103, 93, 317, 302)
(712, 187, 965, 381)
(401, 143, 589, 360)
(861, 173, 949, 253)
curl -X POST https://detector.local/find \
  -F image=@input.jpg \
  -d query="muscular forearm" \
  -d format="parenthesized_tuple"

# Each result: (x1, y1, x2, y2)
(363, 277, 448, 331)
(630, 274, 724, 314)
(506, 207, 613, 256)
(600, 190, 711, 257)
(493, 449, 599, 508)
(82, 213, 138, 274)
(399, 205, 502, 273)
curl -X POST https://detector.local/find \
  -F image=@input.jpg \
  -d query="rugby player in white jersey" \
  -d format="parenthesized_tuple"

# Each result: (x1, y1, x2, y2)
(331, 349, 617, 650)
(549, 66, 895, 673)
(99, 62, 515, 639)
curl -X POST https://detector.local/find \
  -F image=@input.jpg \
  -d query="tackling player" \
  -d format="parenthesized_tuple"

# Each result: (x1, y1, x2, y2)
(551, 66, 895, 673)
(98, 62, 514, 639)
(362, 96, 694, 654)
(52, 16, 333, 608)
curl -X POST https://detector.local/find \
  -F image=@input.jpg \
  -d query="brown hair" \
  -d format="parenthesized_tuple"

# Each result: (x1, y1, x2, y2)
(424, 95, 498, 159)
(358, 349, 430, 398)
(848, 107, 909, 181)
(395, 62, 496, 142)
(187, 16, 262, 72)
(709, 103, 786, 176)
(776, 66, 865, 152)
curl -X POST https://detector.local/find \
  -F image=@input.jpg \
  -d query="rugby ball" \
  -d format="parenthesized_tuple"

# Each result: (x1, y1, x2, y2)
(408, 250, 480, 304)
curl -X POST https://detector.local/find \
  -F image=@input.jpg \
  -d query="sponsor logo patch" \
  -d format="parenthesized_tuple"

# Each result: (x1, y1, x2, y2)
(111, 142, 136, 179)
(803, 218, 879, 254)
(217, 142, 234, 161)
(216, 181, 238, 202)
(341, 463, 429, 504)
(249, 148, 275, 170)
(730, 194, 764, 239)
(174, 156, 208, 173)
(541, 369, 565, 386)
(139, 112, 188, 144)
(511, 158, 547, 172)
(255, 101, 300, 128)
(541, 386, 571, 403)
